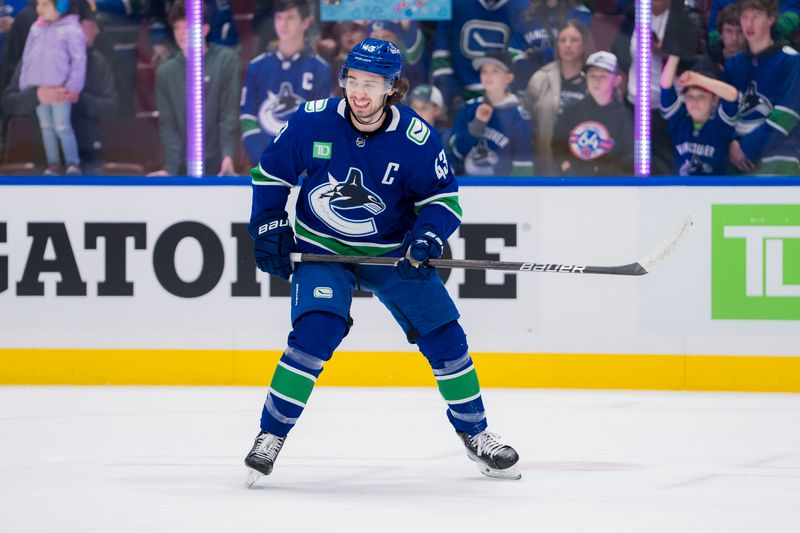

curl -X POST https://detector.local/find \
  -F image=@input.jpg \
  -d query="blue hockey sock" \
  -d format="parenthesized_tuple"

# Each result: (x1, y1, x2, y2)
(417, 321, 488, 435)
(260, 312, 347, 436)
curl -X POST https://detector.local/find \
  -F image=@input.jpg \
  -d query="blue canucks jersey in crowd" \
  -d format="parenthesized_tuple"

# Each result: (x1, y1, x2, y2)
(449, 95, 534, 176)
(250, 98, 462, 256)
(240, 48, 333, 163)
(721, 44, 800, 174)
(660, 86, 735, 175)
(432, 0, 528, 100)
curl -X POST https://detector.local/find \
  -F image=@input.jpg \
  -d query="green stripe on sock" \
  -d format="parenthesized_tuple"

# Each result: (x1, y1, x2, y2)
(436, 368, 480, 403)
(270, 364, 315, 406)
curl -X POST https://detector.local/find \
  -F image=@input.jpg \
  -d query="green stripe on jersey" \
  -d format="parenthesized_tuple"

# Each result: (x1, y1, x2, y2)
(415, 194, 462, 217)
(295, 223, 401, 256)
(250, 166, 284, 185)
(270, 364, 315, 406)
(241, 117, 259, 133)
(767, 107, 800, 135)
(436, 367, 481, 403)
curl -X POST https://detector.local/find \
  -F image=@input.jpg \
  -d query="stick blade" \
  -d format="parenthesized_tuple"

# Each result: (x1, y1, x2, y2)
(637, 213, 694, 274)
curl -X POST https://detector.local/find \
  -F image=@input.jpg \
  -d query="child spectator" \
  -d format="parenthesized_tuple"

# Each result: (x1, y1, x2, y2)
(19, 0, 85, 175)
(708, 4, 746, 69)
(722, 0, 800, 175)
(239, 0, 331, 164)
(660, 54, 738, 175)
(524, 19, 593, 175)
(449, 50, 533, 176)
(552, 51, 634, 176)
(148, 0, 240, 176)
(3, 4, 118, 175)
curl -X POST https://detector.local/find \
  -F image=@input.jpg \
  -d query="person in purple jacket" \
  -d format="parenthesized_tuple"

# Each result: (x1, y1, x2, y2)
(19, 0, 85, 175)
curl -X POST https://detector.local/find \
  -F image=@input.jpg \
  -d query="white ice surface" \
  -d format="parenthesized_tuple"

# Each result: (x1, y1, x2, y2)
(1, 387, 799, 533)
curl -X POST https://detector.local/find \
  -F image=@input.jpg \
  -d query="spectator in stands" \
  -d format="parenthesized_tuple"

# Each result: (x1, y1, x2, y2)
(317, 20, 365, 88)
(709, 0, 800, 46)
(660, 54, 737, 175)
(367, 20, 428, 90)
(239, 0, 331, 164)
(721, 0, 800, 174)
(19, 0, 85, 175)
(147, 0, 240, 66)
(524, 19, 593, 175)
(553, 51, 634, 175)
(509, 0, 591, 92)
(708, 4, 746, 70)
(3, 4, 117, 175)
(148, 0, 240, 176)
(449, 50, 533, 176)
(432, 0, 528, 116)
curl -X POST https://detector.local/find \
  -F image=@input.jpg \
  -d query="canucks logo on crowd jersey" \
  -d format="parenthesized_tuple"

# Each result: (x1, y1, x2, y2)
(309, 168, 387, 237)
(259, 82, 305, 136)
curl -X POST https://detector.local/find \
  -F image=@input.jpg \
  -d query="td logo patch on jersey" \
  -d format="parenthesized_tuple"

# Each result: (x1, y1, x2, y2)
(309, 167, 386, 237)
(569, 121, 615, 160)
(259, 81, 305, 135)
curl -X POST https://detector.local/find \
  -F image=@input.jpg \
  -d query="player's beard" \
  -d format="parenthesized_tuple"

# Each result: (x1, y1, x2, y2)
(347, 93, 386, 126)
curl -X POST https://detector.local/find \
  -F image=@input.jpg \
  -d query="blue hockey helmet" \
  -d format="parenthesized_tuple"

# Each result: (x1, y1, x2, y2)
(340, 38, 403, 87)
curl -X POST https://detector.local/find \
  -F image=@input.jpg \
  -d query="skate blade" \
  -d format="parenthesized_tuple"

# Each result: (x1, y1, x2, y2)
(245, 468, 262, 488)
(476, 462, 522, 480)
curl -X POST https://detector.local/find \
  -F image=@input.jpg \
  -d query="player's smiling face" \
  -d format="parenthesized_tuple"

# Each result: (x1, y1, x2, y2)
(344, 69, 393, 123)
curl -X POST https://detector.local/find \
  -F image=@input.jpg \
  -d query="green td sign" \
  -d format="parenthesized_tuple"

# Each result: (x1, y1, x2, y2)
(712, 204, 800, 320)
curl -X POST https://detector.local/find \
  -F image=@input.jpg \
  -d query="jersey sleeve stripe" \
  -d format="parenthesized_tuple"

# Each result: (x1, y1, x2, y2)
(251, 165, 293, 187)
(767, 106, 800, 135)
(414, 193, 462, 217)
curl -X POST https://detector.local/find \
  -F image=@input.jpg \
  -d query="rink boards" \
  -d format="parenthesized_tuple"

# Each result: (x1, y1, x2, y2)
(0, 177, 798, 391)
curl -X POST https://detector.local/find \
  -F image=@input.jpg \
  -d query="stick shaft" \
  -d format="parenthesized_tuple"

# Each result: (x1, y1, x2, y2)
(290, 253, 647, 276)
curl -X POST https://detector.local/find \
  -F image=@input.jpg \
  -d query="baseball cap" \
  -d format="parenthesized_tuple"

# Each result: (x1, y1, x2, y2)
(471, 50, 512, 73)
(367, 20, 402, 37)
(583, 51, 619, 74)
(409, 84, 444, 109)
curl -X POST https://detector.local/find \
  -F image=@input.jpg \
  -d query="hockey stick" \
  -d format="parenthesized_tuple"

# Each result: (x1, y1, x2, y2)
(290, 213, 693, 276)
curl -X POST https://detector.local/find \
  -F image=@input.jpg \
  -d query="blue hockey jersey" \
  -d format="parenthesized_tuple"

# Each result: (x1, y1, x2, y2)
(660, 86, 735, 175)
(432, 0, 528, 100)
(240, 48, 333, 164)
(449, 94, 534, 176)
(250, 98, 462, 257)
(721, 44, 800, 173)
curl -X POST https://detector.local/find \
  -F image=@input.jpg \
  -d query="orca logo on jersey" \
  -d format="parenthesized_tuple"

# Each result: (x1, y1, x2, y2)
(736, 81, 773, 135)
(259, 81, 305, 136)
(308, 167, 387, 237)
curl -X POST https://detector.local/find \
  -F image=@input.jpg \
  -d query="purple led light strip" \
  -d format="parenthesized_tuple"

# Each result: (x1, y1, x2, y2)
(186, 0, 203, 177)
(635, 0, 651, 176)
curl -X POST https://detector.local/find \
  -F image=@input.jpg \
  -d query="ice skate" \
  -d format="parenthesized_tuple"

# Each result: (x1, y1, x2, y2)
(457, 430, 521, 480)
(244, 431, 286, 488)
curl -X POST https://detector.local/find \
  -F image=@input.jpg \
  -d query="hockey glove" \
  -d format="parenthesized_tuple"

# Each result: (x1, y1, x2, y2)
(404, 229, 444, 267)
(247, 209, 296, 280)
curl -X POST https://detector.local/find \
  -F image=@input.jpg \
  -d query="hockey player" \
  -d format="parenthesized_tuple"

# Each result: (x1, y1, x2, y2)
(243, 38, 521, 486)
(721, 0, 800, 175)
(660, 55, 738, 175)
(239, 0, 332, 164)
(449, 50, 534, 176)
